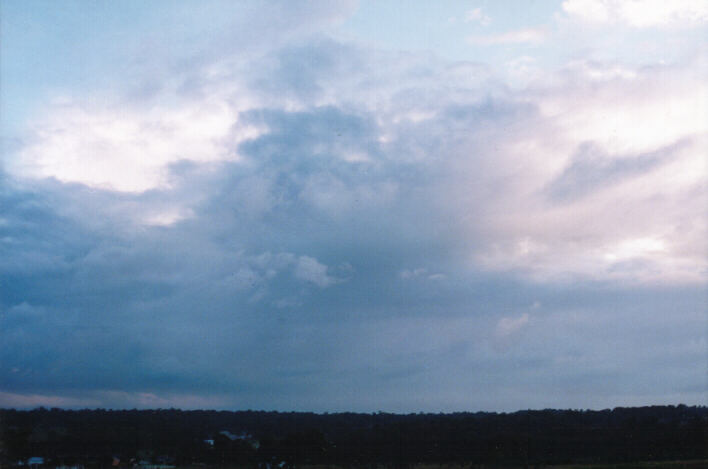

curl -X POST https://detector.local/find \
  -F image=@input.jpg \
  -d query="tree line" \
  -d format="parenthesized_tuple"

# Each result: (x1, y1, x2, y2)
(1, 405, 706, 466)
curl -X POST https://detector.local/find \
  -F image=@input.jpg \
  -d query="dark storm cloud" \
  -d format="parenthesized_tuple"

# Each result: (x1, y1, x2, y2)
(1, 28, 706, 411)
(3, 107, 706, 410)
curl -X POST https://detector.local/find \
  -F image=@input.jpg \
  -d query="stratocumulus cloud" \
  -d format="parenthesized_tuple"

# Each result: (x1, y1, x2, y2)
(0, 0, 706, 412)
(561, 0, 708, 28)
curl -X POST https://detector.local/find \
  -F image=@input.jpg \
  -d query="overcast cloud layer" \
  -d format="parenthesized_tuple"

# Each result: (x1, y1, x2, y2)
(1, 0, 706, 412)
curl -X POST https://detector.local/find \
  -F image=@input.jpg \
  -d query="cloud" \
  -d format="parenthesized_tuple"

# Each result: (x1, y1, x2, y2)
(464, 8, 491, 26)
(0, 390, 234, 410)
(468, 27, 547, 45)
(544, 140, 684, 202)
(495, 313, 530, 338)
(399, 268, 445, 281)
(0, 391, 100, 409)
(561, 0, 708, 28)
(10, 91, 260, 193)
(457, 59, 708, 284)
(7, 44, 706, 287)
(399, 268, 426, 279)
(1, 11, 706, 411)
(294, 256, 340, 288)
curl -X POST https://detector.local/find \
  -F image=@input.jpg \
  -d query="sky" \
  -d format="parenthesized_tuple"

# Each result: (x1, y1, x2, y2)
(0, 0, 706, 412)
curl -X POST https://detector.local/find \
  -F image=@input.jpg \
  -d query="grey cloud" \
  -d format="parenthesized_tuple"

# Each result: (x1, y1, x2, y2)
(1, 36, 706, 412)
(546, 135, 690, 203)
(122, 1, 359, 102)
(294, 256, 341, 288)
(250, 39, 366, 103)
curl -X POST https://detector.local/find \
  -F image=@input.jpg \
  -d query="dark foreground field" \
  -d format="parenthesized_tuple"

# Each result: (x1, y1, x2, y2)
(205, 462, 708, 469)
(2, 406, 706, 468)
(550, 461, 708, 468)
(367, 462, 705, 469)
(166, 462, 708, 469)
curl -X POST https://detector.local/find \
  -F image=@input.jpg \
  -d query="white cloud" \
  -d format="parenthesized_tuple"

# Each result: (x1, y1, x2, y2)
(454, 58, 708, 285)
(399, 268, 427, 279)
(464, 8, 490, 25)
(221, 252, 345, 291)
(539, 62, 708, 156)
(562, 0, 708, 28)
(495, 313, 530, 338)
(141, 207, 194, 227)
(603, 237, 666, 262)
(294, 255, 339, 288)
(8, 78, 261, 193)
(468, 27, 547, 45)
(399, 268, 445, 281)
